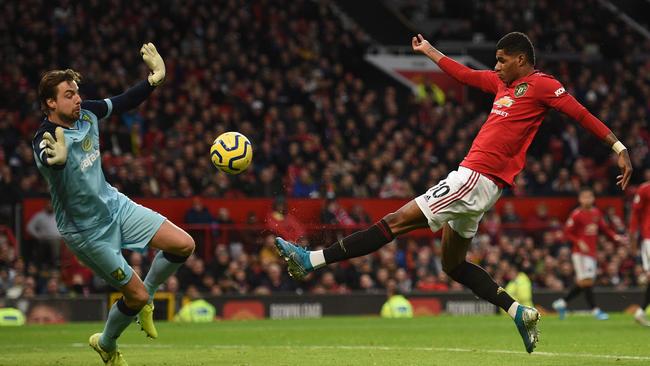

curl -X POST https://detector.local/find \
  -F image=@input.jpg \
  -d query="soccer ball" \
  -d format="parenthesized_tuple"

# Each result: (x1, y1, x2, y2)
(210, 131, 253, 175)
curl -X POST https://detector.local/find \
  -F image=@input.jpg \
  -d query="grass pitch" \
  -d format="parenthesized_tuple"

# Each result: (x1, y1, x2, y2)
(1, 313, 649, 366)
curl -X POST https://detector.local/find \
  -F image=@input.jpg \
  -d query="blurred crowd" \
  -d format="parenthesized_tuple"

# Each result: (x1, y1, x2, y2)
(396, 0, 650, 57)
(0, 0, 648, 213)
(0, 0, 649, 298)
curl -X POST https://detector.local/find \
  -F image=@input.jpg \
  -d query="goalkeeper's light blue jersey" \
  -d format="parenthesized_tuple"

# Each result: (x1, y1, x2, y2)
(32, 79, 154, 234)
(32, 100, 119, 234)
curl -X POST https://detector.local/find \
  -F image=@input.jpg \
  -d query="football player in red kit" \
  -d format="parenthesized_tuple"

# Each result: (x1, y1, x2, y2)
(275, 32, 632, 353)
(552, 187, 624, 320)
(630, 169, 650, 326)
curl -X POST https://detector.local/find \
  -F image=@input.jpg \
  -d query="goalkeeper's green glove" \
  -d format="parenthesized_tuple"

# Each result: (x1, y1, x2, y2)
(42, 127, 68, 165)
(140, 42, 166, 86)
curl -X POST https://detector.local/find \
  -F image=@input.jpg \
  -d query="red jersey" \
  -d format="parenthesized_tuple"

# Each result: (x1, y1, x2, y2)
(438, 57, 611, 186)
(565, 207, 617, 258)
(630, 182, 650, 240)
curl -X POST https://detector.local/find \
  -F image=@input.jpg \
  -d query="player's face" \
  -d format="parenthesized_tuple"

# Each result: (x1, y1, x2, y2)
(578, 190, 595, 208)
(494, 50, 520, 84)
(50, 80, 81, 122)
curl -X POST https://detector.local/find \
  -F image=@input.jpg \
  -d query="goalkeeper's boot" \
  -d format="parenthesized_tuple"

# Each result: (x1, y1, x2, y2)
(89, 333, 128, 365)
(513, 305, 540, 354)
(593, 308, 609, 320)
(552, 298, 567, 320)
(275, 237, 313, 280)
(137, 303, 158, 339)
(634, 307, 650, 327)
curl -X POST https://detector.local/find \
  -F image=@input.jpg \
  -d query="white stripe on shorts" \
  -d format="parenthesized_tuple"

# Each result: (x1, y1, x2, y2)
(429, 171, 479, 213)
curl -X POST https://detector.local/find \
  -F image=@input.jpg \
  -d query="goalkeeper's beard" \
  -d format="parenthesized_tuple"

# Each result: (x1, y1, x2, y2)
(57, 109, 80, 125)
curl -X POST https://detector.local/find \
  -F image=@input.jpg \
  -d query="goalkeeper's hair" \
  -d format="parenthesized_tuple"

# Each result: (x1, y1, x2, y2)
(496, 32, 535, 66)
(38, 69, 82, 115)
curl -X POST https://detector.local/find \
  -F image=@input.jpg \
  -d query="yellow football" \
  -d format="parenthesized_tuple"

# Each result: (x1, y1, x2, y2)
(210, 132, 253, 175)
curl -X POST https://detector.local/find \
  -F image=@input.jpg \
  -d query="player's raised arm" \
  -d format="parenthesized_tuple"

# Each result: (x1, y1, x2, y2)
(82, 43, 166, 120)
(412, 34, 500, 94)
(538, 77, 632, 190)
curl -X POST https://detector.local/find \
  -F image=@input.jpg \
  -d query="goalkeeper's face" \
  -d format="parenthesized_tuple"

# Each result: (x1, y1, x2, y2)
(51, 80, 81, 123)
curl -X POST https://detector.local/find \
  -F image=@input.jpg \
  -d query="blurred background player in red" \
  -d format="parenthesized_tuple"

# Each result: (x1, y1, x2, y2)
(630, 169, 650, 326)
(553, 186, 625, 320)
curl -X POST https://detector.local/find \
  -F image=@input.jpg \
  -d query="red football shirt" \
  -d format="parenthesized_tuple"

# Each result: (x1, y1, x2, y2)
(565, 207, 617, 258)
(630, 182, 650, 240)
(437, 57, 611, 186)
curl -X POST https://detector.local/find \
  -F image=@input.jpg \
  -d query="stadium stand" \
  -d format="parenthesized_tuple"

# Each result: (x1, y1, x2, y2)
(0, 0, 648, 297)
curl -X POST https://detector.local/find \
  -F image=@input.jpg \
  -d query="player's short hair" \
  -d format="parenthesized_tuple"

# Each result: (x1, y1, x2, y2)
(38, 69, 81, 115)
(496, 32, 535, 66)
(579, 186, 594, 195)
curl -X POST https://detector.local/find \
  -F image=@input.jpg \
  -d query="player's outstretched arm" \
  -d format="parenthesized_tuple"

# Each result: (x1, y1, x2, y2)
(543, 81, 632, 190)
(412, 34, 499, 94)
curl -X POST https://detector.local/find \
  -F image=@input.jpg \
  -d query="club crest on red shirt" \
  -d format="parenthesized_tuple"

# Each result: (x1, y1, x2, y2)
(514, 82, 528, 97)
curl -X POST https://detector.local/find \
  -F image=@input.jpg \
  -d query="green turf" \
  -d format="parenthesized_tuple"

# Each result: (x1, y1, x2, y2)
(1, 313, 649, 366)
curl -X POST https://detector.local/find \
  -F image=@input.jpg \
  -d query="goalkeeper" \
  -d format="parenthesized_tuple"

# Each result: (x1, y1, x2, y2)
(32, 44, 195, 366)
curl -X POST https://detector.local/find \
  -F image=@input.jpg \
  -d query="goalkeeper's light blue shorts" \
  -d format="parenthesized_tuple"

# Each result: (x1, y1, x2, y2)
(61, 193, 166, 289)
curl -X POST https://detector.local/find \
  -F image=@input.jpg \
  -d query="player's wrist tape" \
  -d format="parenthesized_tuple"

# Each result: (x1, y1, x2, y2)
(612, 141, 627, 154)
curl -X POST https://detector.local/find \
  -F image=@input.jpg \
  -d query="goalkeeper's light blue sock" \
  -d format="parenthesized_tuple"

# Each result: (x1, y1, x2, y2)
(143, 251, 188, 301)
(99, 298, 140, 352)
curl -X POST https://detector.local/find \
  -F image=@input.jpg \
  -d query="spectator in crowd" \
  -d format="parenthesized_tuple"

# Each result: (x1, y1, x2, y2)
(184, 197, 215, 225)
(25, 201, 62, 268)
(320, 197, 355, 226)
(258, 262, 295, 293)
(349, 204, 372, 225)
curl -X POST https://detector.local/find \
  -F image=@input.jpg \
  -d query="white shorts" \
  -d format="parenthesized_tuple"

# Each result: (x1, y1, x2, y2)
(414, 167, 501, 239)
(572, 253, 597, 281)
(641, 239, 650, 272)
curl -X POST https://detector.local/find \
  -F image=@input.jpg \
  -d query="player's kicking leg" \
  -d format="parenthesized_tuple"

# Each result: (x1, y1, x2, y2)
(276, 197, 539, 352)
(138, 220, 195, 338)
(275, 200, 425, 280)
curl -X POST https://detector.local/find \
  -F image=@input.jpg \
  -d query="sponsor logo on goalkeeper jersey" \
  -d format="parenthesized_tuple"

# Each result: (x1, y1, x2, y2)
(80, 149, 100, 172)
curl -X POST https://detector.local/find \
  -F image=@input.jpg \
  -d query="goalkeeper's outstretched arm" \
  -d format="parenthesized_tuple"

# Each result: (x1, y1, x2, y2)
(82, 43, 166, 120)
